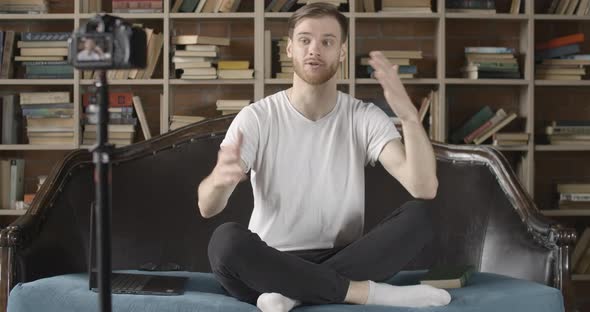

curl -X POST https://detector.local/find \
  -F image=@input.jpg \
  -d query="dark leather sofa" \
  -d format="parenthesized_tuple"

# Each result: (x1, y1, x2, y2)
(0, 115, 577, 311)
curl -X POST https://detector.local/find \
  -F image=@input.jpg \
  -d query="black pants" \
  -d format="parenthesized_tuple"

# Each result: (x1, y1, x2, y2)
(207, 200, 434, 305)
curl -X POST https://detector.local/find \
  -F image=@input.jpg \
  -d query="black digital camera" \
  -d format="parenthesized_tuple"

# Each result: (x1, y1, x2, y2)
(68, 14, 147, 69)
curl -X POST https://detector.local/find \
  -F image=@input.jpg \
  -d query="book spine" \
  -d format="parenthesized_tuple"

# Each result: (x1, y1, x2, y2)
(20, 32, 71, 41)
(535, 44, 581, 60)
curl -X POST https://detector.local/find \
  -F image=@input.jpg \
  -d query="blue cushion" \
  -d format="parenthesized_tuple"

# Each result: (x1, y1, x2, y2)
(8, 270, 564, 312)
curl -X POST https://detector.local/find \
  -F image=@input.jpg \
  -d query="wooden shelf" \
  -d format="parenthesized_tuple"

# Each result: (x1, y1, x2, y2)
(169, 13, 255, 19)
(573, 275, 590, 281)
(481, 144, 529, 151)
(80, 79, 164, 85)
(0, 79, 74, 85)
(445, 13, 529, 20)
(534, 14, 590, 21)
(356, 78, 439, 85)
(79, 13, 165, 19)
(535, 145, 590, 152)
(444, 78, 529, 85)
(170, 79, 256, 85)
(535, 80, 590, 87)
(354, 12, 441, 19)
(0, 209, 26, 216)
(0, 14, 75, 20)
(540, 210, 590, 217)
(0, 145, 78, 151)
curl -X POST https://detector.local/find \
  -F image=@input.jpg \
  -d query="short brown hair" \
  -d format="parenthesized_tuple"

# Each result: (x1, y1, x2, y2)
(288, 3, 348, 43)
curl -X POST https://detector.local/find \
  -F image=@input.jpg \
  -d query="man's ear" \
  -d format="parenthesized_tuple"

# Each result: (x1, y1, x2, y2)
(287, 37, 293, 58)
(339, 40, 347, 62)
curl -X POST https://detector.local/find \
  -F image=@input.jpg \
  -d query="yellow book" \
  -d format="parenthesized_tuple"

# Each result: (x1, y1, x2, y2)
(218, 60, 250, 70)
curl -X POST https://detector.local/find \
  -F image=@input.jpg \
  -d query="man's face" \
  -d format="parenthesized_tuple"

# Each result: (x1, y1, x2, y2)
(287, 16, 345, 85)
(84, 39, 96, 50)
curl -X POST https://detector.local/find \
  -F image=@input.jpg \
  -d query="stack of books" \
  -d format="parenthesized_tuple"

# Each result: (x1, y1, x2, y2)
(361, 50, 422, 79)
(14, 32, 73, 79)
(80, 0, 102, 12)
(492, 132, 529, 146)
(557, 184, 590, 210)
(547, 0, 590, 15)
(379, 0, 432, 13)
(112, 0, 163, 13)
(216, 99, 250, 115)
(462, 47, 520, 79)
(169, 115, 206, 130)
(172, 0, 242, 13)
(217, 60, 253, 79)
(573, 227, 590, 275)
(450, 105, 518, 145)
(535, 33, 588, 80)
(446, 0, 496, 13)
(20, 92, 74, 145)
(0, 0, 47, 13)
(546, 120, 590, 145)
(82, 92, 137, 147)
(172, 35, 230, 79)
(0, 159, 24, 210)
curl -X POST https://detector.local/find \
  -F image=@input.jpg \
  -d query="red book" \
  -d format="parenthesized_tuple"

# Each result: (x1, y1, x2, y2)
(464, 120, 493, 144)
(535, 33, 585, 51)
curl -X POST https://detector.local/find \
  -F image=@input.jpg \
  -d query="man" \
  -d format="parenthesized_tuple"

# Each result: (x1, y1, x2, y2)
(77, 37, 105, 61)
(197, 3, 451, 311)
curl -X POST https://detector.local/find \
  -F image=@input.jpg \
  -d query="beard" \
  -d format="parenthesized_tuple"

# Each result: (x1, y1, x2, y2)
(293, 57, 340, 85)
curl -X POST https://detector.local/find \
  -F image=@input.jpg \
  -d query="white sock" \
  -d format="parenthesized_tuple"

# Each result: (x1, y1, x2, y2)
(256, 292, 302, 312)
(366, 280, 451, 308)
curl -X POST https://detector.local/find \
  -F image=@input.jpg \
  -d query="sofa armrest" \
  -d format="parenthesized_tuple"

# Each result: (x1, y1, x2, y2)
(433, 142, 577, 309)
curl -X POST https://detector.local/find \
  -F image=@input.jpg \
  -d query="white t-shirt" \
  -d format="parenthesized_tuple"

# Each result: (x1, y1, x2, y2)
(220, 90, 401, 251)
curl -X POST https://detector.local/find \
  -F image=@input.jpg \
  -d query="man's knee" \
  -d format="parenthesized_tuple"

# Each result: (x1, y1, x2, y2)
(400, 200, 435, 240)
(208, 222, 249, 269)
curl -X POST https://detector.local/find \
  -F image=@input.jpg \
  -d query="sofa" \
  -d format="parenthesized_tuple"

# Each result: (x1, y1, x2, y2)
(0, 114, 577, 312)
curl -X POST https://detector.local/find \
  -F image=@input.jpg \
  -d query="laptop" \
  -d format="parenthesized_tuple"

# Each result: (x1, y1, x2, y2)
(88, 202, 188, 295)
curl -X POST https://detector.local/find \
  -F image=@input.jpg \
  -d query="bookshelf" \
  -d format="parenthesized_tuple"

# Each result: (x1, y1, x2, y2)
(0, 0, 587, 309)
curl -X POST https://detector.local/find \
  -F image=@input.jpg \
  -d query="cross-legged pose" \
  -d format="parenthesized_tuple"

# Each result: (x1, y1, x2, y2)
(197, 3, 451, 311)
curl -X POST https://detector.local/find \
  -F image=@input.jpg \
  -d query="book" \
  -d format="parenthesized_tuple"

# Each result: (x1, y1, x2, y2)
(473, 112, 518, 145)
(172, 35, 230, 46)
(535, 33, 584, 51)
(420, 264, 475, 289)
(20, 92, 70, 105)
(572, 227, 590, 272)
(464, 109, 507, 144)
(450, 106, 494, 144)
(132, 96, 151, 140)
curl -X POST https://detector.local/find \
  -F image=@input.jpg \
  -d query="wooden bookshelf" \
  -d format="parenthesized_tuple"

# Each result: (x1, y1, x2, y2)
(0, 0, 587, 309)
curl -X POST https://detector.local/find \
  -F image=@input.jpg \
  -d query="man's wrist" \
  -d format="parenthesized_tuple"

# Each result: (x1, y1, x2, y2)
(399, 113, 420, 124)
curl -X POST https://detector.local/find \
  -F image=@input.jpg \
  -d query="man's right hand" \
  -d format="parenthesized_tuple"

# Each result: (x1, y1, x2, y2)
(212, 130, 247, 188)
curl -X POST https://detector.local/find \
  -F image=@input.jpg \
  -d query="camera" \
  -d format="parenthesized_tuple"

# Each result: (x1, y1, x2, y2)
(68, 14, 147, 69)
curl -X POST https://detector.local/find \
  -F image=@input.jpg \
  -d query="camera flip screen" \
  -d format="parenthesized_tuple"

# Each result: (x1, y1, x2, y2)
(74, 34, 113, 67)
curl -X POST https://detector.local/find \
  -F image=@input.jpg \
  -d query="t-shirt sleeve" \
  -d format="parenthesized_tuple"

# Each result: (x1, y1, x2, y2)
(219, 106, 259, 173)
(360, 102, 402, 167)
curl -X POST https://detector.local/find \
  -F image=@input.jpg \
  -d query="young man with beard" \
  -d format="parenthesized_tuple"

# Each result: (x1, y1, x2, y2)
(197, 3, 451, 311)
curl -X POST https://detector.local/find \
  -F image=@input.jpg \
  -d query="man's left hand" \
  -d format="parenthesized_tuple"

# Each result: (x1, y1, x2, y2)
(368, 51, 419, 122)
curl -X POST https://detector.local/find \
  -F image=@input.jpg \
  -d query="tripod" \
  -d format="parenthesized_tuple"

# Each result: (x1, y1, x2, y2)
(91, 69, 114, 312)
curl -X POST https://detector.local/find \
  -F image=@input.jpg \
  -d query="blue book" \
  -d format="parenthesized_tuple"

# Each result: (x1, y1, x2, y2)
(561, 54, 590, 60)
(535, 44, 581, 61)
